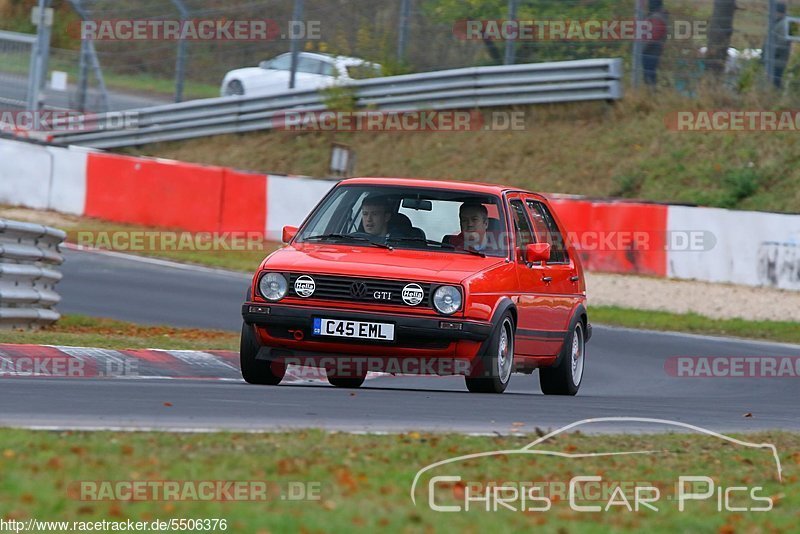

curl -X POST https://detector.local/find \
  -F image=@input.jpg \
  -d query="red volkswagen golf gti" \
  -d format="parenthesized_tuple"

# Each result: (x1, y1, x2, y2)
(241, 178, 590, 395)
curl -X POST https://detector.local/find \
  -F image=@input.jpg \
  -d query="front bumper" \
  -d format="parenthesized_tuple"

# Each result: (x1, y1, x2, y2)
(242, 302, 493, 344)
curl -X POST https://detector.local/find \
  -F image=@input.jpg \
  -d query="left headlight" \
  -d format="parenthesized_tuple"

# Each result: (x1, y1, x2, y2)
(259, 272, 288, 301)
(433, 285, 462, 315)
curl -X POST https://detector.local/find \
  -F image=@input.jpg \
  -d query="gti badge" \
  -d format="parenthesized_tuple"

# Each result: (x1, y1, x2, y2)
(402, 283, 424, 306)
(294, 275, 316, 297)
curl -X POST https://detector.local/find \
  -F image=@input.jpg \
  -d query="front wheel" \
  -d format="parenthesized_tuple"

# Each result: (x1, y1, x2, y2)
(225, 79, 244, 96)
(539, 319, 585, 396)
(465, 313, 515, 394)
(240, 323, 285, 385)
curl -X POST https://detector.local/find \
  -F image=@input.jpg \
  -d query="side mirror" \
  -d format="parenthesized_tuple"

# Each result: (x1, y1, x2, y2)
(282, 226, 298, 243)
(524, 243, 551, 263)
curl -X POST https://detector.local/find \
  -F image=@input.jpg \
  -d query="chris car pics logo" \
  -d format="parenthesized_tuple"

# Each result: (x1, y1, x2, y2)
(411, 417, 781, 514)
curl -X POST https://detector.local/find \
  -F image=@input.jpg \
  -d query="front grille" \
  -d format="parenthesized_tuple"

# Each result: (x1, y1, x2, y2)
(287, 273, 431, 307)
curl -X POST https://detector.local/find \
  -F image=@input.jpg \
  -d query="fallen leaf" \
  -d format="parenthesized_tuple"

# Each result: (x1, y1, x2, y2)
(163, 402, 173, 407)
(335, 469, 358, 494)
(46, 457, 63, 470)
(511, 422, 525, 427)
(3, 450, 15, 459)
(743, 413, 752, 418)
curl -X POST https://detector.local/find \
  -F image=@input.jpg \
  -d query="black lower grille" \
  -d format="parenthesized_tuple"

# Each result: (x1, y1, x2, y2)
(288, 274, 431, 307)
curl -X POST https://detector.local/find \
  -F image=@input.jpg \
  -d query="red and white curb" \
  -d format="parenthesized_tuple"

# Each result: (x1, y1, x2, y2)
(0, 344, 378, 384)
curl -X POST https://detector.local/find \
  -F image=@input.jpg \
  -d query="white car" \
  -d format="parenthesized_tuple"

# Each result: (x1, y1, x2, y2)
(698, 46, 762, 75)
(220, 52, 382, 97)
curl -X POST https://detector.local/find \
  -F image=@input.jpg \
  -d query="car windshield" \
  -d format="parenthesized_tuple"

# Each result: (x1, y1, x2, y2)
(296, 185, 508, 257)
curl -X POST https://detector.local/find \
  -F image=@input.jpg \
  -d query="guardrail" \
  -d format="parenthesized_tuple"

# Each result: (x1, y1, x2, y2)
(47, 58, 623, 148)
(0, 219, 65, 329)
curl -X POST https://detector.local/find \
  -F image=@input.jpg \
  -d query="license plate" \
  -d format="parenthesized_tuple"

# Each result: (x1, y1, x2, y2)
(312, 318, 395, 341)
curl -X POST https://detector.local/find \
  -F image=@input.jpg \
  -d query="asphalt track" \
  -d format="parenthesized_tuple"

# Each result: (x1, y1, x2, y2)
(0, 73, 172, 111)
(2, 248, 798, 434)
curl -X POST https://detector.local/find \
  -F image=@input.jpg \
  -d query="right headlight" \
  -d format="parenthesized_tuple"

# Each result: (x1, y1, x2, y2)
(433, 285, 462, 315)
(258, 272, 288, 301)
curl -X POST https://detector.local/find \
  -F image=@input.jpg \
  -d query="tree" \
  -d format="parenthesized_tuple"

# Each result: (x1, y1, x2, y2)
(707, 0, 737, 74)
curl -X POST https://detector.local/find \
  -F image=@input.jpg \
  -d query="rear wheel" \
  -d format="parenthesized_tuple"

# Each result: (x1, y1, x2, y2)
(240, 322, 285, 385)
(465, 313, 514, 394)
(539, 319, 584, 396)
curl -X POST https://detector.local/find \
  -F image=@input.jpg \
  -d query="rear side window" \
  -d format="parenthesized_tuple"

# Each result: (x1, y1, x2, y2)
(527, 200, 569, 263)
(297, 57, 321, 74)
(509, 199, 535, 252)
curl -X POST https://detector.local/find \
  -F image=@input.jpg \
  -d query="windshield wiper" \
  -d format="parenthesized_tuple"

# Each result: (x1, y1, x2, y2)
(460, 247, 486, 258)
(304, 233, 393, 250)
(386, 236, 486, 257)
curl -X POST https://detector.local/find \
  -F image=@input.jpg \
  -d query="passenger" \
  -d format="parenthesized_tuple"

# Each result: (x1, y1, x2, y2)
(453, 202, 490, 251)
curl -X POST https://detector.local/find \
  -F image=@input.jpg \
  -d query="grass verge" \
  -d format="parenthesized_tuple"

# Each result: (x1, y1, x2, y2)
(0, 428, 796, 532)
(3, 315, 238, 351)
(591, 306, 800, 345)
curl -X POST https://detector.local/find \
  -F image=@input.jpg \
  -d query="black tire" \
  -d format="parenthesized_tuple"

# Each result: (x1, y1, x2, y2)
(226, 79, 244, 96)
(327, 374, 366, 389)
(539, 316, 585, 396)
(239, 322, 285, 385)
(465, 312, 515, 394)
(326, 369, 367, 389)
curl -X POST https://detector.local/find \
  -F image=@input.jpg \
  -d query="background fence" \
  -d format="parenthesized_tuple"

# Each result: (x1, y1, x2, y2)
(0, 219, 65, 330)
(0, 1, 793, 113)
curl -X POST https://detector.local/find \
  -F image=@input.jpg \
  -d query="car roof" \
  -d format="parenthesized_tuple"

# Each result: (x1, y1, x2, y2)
(339, 177, 540, 197)
(278, 51, 375, 66)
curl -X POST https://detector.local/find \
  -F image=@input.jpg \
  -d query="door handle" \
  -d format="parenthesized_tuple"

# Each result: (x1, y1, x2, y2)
(570, 275, 580, 282)
(542, 276, 553, 283)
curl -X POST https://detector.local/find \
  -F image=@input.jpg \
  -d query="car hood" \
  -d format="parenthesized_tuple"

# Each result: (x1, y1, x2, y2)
(263, 243, 505, 284)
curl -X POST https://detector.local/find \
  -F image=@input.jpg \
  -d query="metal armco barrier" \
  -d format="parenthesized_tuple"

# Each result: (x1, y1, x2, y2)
(47, 58, 623, 148)
(0, 219, 65, 329)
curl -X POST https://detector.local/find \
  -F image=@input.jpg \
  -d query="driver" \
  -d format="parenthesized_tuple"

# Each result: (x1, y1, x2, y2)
(360, 194, 393, 237)
(457, 202, 490, 251)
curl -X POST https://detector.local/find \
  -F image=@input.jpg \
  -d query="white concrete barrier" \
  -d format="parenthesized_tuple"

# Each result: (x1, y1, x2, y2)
(0, 138, 53, 210)
(46, 145, 90, 215)
(667, 205, 800, 290)
(266, 175, 336, 240)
